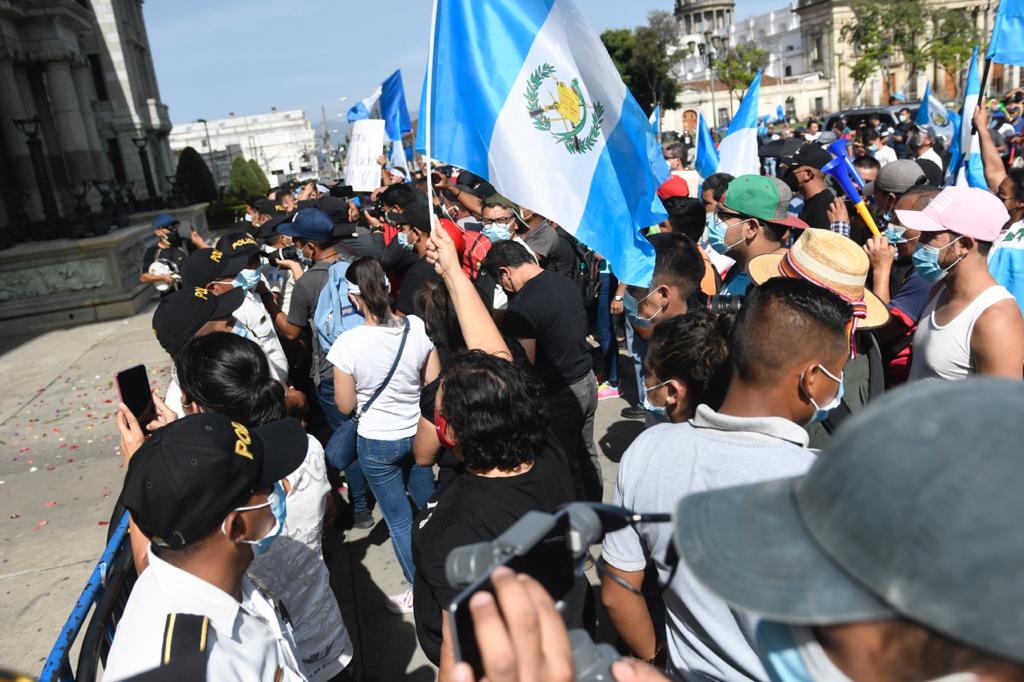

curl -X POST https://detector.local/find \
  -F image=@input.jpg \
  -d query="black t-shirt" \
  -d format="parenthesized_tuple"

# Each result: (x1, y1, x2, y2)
(798, 188, 836, 229)
(411, 438, 575, 664)
(142, 244, 189, 296)
(396, 258, 442, 316)
(501, 270, 590, 388)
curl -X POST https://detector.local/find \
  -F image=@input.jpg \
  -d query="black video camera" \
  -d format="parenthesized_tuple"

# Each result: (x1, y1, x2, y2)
(262, 245, 299, 267)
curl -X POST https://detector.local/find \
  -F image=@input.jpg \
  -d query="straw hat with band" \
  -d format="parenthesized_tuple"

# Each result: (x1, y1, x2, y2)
(748, 228, 889, 345)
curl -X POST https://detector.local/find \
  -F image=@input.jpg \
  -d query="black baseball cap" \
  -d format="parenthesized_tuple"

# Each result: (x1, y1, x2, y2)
(277, 207, 355, 241)
(787, 143, 832, 170)
(392, 201, 432, 232)
(674, 377, 1024, 663)
(152, 286, 244, 355)
(254, 212, 293, 240)
(215, 231, 260, 261)
(179, 247, 249, 289)
(123, 413, 307, 549)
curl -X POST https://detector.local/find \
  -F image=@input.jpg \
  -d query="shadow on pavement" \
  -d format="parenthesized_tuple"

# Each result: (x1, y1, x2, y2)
(598, 420, 645, 463)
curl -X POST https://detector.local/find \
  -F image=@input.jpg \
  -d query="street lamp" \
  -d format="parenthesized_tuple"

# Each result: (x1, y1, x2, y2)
(12, 116, 59, 222)
(703, 31, 719, 129)
(196, 118, 216, 184)
(131, 135, 157, 202)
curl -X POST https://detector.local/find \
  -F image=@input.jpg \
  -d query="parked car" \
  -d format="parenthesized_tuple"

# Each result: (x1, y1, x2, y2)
(823, 103, 921, 132)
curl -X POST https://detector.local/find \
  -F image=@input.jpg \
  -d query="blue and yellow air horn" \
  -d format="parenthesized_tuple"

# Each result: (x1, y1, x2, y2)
(821, 138, 881, 237)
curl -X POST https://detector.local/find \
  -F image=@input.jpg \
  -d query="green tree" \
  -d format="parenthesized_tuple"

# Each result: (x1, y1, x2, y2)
(841, 0, 977, 101)
(246, 158, 271, 195)
(600, 10, 682, 113)
(227, 156, 263, 200)
(174, 146, 217, 204)
(713, 43, 769, 113)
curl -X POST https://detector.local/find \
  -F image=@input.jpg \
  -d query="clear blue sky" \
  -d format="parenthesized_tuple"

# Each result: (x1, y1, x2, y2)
(146, 0, 761, 138)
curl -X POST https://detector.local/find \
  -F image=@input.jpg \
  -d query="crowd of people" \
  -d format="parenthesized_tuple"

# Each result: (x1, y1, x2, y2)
(101, 89, 1024, 681)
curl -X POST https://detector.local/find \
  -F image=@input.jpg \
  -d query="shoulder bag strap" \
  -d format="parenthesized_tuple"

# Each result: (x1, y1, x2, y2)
(358, 317, 411, 418)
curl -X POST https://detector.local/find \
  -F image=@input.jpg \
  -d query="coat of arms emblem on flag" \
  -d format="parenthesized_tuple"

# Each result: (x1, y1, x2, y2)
(524, 63, 604, 155)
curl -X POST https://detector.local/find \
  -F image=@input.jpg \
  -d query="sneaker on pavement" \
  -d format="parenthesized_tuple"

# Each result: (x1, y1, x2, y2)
(386, 588, 414, 615)
(352, 509, 374, 529)
(597, 382, 621, 400)
(620, 405, 646, 419)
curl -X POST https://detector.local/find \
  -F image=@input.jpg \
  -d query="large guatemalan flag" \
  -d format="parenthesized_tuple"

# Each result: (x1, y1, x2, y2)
(419, 0, 669, 286)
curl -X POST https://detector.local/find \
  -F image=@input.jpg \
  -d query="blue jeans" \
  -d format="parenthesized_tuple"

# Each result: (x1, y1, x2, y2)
(357, 434, 435, 586)
(317, 379, 369, 515)
(595, 272, 619, 386)
(623, 321, 647, 408)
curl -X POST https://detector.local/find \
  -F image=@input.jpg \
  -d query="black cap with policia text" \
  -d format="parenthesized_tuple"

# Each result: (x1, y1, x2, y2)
(151, 286, 244, 356)
(123, 413, 307, 549)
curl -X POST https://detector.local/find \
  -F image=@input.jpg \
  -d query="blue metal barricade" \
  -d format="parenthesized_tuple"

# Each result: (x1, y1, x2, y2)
(39, 511, 136, 682)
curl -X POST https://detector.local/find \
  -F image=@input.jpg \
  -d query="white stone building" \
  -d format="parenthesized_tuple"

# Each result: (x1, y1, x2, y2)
(0, 0, 173, 225)
(169, 109, 319, 188)
(730, 3, 804, 79)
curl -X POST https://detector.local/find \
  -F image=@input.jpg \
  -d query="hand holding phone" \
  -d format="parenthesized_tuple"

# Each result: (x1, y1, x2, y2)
(115, 365, 157, 436)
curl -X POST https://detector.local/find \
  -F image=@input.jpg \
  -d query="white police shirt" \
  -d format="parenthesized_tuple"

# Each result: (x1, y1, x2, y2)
(233, 290, 289, 384)
(103, 546, 309, 681)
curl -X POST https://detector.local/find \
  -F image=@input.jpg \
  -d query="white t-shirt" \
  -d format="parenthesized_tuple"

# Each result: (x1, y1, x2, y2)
(248, 436, 353, 682)
(326, 316, 434, 440)
(233, 291, 289, 384)
(873, 145, 897, 166)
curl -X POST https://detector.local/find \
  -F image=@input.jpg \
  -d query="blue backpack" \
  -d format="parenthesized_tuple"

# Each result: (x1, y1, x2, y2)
(313, 260, 364, 355)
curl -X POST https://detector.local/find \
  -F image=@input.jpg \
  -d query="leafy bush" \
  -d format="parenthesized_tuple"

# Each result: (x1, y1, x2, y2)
(174, 146, 217, 204)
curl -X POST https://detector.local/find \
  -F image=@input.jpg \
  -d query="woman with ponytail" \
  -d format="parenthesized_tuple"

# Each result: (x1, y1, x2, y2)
(327, 256, 437, 615)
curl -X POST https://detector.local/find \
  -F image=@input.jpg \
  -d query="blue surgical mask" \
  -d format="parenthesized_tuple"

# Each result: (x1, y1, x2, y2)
(231, 318, 253, 341)
(482, 223, 512, 243)
(225, 481, 287, 556)
(868, 144, 879, 152)
(707, 214, 748, 255)
(396, 231, 415, 251)
(802, 364, 844, 426)
(623, 289, 663, 329)
(243, 213, 253, 223)
(640, 379, 670, 416)
(756, 621, 853, 682)
(234, 268, 260, 292)
(912, 237, 962, 284)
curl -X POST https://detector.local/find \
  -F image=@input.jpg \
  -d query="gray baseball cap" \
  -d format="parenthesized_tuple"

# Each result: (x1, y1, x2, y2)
(674, 377, 1024, 663)
(863, 159, 927, 196)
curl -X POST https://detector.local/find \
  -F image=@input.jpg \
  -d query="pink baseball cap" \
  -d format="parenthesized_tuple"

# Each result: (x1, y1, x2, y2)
(895, 186, 1009, 242)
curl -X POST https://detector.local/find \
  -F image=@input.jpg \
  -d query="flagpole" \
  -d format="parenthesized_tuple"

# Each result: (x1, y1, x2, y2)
(972, 57, 993, 135)
(425, 0, 439, 228)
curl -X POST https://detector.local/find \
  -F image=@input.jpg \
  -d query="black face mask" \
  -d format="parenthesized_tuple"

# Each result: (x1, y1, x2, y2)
(164, 230, 183, 247)
(779, 168, 801, 193)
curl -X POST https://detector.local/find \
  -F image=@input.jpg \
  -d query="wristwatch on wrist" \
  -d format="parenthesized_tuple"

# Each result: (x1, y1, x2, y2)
(614, 295, 624, 302)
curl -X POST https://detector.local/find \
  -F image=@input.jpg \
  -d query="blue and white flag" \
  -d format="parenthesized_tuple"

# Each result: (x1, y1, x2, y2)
(649, 104, 660, 138)
(948, 46, 986, 188)
(695, 111, 720, 180)
(914, 82, 955, 142)
(716, 70, 762, 177)
(987, 0, 1024, 66)
(381, 70, 413, 143)
(420, 0, 668, 287)
(347, 86, 382, 123)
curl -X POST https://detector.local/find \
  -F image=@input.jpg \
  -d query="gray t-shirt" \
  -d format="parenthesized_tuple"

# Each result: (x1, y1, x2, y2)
(602, 405, 815, 681)
(287, 260, 334, 383)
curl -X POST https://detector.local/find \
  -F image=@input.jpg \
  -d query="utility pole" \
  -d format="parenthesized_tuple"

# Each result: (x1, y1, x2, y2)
(196, 118, 216, 185)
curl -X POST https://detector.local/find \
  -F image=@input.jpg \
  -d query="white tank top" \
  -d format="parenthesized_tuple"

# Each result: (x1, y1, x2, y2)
(908, 284, 1015, 382)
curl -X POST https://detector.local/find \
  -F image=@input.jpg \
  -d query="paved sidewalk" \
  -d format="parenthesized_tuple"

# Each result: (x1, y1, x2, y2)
(0, 307, 643, 679)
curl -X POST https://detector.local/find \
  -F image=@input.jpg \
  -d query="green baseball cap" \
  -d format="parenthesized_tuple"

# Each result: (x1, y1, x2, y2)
(721, 175, 809, 230)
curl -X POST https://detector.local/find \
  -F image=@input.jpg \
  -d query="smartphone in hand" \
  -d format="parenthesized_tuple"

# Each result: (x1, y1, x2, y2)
(115, 365, 157, 435)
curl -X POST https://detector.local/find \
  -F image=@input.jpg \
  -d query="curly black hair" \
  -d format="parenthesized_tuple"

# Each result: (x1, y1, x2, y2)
(439, 351, 548, 473)
(644, 311, 735, 412)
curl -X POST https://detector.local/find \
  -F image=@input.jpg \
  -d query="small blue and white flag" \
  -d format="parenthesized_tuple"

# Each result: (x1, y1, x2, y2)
(987, 0, 1024, 66)
(716, 70, 762, 177)
(947, 46, 986, 188)
(695, 111, 720, 180)
(420, 0, 668, 286)
(914, 82, 955, 142)
(381, 70, 413, 143)
(649, 104, 661, 138)
(347, 86, 382, 123)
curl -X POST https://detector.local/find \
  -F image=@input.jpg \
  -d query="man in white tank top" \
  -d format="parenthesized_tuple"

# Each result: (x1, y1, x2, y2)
(896, 186, 1024, 381)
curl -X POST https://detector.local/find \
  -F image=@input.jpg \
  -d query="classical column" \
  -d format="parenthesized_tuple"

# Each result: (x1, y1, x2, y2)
(44, 58, 95, 185)
(0, 59, 44, 220)
(72, 61, 110, 185)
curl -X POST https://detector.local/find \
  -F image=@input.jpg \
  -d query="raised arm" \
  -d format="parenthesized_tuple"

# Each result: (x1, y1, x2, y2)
(425, 219, 511, 360)
(973, 105, 1008, 194)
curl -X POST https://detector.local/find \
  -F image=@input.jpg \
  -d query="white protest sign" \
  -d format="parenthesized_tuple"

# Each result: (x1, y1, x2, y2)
(344, 119, 386, 192)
